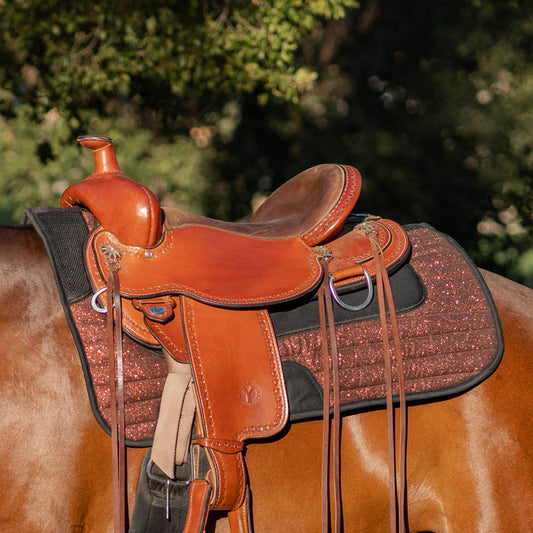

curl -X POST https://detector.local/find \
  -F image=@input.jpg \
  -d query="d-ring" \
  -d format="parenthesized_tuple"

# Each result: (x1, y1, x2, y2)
(328, 268, 374, 312)
(91, 287, 108, 314)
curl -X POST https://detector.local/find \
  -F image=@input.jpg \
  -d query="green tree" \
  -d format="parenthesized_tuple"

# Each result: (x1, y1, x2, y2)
(1, 0, 533, 287)
(0, 0, 356, 220)
(0, 0, 357, 126)
(211, 0, 533, 286)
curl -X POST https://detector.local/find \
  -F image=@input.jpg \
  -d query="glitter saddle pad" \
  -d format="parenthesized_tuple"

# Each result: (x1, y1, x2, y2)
(23, 209, 503, 445)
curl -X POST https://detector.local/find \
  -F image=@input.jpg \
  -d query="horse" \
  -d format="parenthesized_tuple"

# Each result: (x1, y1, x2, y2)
(1, 223, 532, 532)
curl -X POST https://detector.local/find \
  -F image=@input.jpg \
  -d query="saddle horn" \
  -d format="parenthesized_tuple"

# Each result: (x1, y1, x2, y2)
(77, 135, 121, 174)
(60, 135, 163, 248)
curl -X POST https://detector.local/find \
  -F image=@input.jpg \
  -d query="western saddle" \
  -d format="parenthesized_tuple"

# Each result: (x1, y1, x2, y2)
(60, 135, 410, 533)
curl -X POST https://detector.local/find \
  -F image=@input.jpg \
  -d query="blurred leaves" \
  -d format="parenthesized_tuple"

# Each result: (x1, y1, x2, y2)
(212, 0, 533, 286)
(1, 0, 533, 287)
(0, 0, 356, 123)
(0, 0, 357, 228)
(0, 103, 211, 222)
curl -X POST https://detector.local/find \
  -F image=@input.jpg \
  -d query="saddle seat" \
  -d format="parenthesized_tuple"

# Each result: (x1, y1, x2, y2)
(61, 136, 362, 248)
(164, 162, 362, 247)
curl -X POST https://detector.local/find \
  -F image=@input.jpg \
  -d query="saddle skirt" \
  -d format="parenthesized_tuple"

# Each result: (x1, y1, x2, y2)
(86, 214, 409, 348)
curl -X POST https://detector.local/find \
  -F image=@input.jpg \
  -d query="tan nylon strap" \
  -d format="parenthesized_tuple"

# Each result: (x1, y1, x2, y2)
(106, 268, 127, 533)
(151, 352, 195, 478)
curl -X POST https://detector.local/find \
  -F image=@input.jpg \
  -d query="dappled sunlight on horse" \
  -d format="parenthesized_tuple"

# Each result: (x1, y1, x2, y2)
(1, 225, 532, 532)
(247, 270, 533, 531)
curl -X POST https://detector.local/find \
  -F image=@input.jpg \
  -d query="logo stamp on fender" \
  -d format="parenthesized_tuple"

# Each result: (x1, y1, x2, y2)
(239, 383, 262, 406)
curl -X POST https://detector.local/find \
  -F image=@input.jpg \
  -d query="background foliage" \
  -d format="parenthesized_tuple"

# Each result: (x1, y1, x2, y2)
(1, 0, 532, 286)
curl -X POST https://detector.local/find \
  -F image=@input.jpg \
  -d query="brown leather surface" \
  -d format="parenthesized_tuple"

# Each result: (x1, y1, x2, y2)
(87, 217, 409, 347)
(369, 235, 407, 533)
(60, 137, 162, 248)
(183, 479, 211, 532)
(147, 299, 289, 443)
(163, 165, 360, 244)
(76, 135, 121, 174)
(326, 218, 410, 287)
(251, 164, 361, 245)
(227, 493, 252, 533)
(86, 226, 323, 307)
(114, 298, 162, 346)
(202, 449, 247, 511)
(106, 269, 127, 533)
(145, 298, 289, 515)
(61, 173, 162, 248)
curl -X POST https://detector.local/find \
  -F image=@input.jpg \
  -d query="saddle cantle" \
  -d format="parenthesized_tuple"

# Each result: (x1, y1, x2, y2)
(58, 135, 414, 532)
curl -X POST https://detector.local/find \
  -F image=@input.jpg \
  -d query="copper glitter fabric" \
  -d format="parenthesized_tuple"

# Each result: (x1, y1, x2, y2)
(277, 225, 503, 410)
(70, 298, 166, 443)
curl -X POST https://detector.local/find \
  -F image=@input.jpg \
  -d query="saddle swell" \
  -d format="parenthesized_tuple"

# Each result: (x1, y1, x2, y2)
(60, 136, 163, 248)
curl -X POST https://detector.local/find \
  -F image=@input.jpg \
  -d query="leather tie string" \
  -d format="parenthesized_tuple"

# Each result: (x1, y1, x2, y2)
(319, 231, 408, 533)
(106, 268, 127, 533)
(318, 254, 342, 533)
(369, 233, 407, 533)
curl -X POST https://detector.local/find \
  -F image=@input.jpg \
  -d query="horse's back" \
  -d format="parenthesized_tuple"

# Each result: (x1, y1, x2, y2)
(1, 227, 532, 532)
(404, 270, 533, 531)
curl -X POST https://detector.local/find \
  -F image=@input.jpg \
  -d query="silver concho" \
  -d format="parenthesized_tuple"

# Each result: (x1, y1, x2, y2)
(101, 242, 122, 261)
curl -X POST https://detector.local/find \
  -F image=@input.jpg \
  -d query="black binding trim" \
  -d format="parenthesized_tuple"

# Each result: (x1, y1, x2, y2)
(21, 207, 155, 447)
(283, 223, 504, 420)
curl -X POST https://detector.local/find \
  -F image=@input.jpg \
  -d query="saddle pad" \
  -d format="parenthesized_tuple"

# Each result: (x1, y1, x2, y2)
(23, 209, 503, 445)
(276, 223, 504, 419)
(22, 207, 165, 447)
